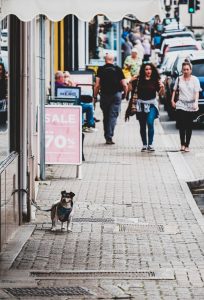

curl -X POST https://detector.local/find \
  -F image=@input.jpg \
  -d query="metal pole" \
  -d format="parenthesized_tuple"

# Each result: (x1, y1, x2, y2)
(39, 15, 46, 180)
(117, 21, 122, 67)
(50, 21, 55, 97)
(190, 14, 193, 28)
(72, 15, 75, 70)
(177, 3, 180, 30)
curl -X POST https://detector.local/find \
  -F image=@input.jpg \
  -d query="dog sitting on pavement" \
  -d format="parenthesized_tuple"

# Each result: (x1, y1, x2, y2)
(50, 191, 75, 232)
(32, 190, 75, 232)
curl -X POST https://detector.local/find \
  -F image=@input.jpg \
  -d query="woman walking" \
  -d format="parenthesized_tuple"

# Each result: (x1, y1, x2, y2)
(132, 62, 164, 152)
(171, 60, 200, 152)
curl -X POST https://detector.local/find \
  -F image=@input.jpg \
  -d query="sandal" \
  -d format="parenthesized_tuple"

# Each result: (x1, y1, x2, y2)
(184, 147, 190, 152)
(180, 145, 185, 151)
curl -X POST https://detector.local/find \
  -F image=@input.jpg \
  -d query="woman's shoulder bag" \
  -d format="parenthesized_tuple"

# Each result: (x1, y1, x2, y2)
(174, 76, 180, 102)
(125, 79, 139, 121)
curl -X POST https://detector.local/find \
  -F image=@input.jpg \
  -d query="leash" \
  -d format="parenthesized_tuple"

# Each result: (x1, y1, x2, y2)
(31, 200, 52, 212)
(11, 188, 52, 212)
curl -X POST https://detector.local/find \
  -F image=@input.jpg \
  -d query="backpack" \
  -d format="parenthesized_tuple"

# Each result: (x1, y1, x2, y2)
(100, 65, 121, 95)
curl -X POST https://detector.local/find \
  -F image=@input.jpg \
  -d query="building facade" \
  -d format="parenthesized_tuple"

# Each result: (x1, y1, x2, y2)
(0, 0, 164, 252)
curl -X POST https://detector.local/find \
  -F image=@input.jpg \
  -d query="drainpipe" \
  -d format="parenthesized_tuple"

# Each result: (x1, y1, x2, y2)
(39, 15, 46, 180)
(85, 22, 89, 66)
(20, 21, 28, 220)
(27, 20, 36, 221)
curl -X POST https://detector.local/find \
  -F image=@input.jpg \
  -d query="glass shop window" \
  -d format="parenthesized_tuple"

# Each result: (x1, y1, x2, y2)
(0, 17, 9, 164)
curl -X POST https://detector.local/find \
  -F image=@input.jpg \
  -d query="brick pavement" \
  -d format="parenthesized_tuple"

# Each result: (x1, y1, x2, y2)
(0, 102, 204, 299)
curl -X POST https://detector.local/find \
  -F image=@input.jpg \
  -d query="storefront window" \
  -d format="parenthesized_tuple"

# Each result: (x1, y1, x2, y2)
(89, 15, 118, 65)
(0, 18, 9, 164)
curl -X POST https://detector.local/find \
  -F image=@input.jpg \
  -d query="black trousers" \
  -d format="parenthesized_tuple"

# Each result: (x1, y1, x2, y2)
(176, 109, 195, 147)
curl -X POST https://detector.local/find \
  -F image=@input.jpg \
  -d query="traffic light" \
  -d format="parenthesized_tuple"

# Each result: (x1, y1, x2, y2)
(188, 0, 195, 13)
(196, 0, 200, 10)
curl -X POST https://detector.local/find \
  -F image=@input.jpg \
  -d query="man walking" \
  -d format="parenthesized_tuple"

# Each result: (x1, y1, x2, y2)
(94, 53, 128, 144)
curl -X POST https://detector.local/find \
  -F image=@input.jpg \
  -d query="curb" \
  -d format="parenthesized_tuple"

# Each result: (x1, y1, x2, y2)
(158, 120, 204, 234)
(0, 225, 36, 272)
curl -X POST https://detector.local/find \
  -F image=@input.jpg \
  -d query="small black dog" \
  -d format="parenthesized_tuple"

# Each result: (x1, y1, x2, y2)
(50, 191, 75, 232)
(32, 190, 75, 232)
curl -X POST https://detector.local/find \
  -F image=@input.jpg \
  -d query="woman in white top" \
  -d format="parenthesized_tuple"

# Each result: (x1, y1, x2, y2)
(171, 60, 200, 152)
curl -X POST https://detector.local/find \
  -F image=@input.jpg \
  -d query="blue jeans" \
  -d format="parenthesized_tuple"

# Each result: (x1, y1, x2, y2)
(80, 102, 95, 127)
(100, 92, 122, 140)
(137, 105, 157, 146)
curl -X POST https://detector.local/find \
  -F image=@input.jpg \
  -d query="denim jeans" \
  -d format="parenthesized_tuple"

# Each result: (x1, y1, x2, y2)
(100, 92, 122, 140)
(80, 102, 95, 127)
(137, 105, 157, 146)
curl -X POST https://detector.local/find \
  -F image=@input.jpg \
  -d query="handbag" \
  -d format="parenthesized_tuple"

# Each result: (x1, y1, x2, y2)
(174, 76, 180, 102)
(129, 93, 138, 116)
(125, 79, 139, 121)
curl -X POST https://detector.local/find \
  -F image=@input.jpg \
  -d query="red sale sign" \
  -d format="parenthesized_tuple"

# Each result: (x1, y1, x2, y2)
(45, 105, 82, 165)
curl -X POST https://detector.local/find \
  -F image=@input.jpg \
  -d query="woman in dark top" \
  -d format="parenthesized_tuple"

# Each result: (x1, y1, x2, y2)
(0, 63, 7, 100)
(135, 62, 164, 152)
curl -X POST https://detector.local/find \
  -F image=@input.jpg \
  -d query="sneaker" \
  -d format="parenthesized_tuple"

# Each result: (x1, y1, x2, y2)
(141, 146, 148, 152)
(82, 126, 88, 132)
(83, 127, 98, 133)
(94, 117, 100, 122)
(148, 145, 155, 152)
(87, 127, 98, 133)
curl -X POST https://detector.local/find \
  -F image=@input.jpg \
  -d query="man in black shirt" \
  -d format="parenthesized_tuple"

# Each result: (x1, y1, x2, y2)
(94, 54, 128, 144)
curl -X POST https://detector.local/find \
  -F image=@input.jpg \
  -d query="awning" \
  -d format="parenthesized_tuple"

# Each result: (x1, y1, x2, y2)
(0, 0, 164, 22)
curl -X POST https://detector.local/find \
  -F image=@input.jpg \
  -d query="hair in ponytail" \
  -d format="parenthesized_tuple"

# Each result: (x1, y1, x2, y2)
(182, 59, 192, 70)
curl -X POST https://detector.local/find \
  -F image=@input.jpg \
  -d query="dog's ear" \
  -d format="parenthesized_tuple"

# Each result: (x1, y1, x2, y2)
(69, 192, 75, 198)
(61, 190, 66, 196)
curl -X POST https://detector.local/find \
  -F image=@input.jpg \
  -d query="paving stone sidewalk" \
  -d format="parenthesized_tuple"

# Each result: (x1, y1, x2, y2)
(0, 101, 204, 300)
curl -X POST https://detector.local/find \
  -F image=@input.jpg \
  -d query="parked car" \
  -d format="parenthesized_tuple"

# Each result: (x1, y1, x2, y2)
(162, 17, 177, 26)
(0, 29, 8, 46)
(165, 51, 204, 123)
(163, 20, 185, 33)
(164, 37, 199, 56)
(159, 31, 195, 55)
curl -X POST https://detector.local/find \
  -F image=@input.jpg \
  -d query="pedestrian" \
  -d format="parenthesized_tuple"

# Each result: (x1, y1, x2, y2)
(171, 60, 200, 152)
(62, 71, 97, 132)
(55, 71, 66, 95)
(63, 71, 76, 87)
(134, 40, 144, 63)
(123, 48, 141, 97)
(127, 62, 164, 152)
(142, 38, 151, 62)
(94, 53, 128, 144)
(124, 48, 141, 78)
(122, 36, 133, 64)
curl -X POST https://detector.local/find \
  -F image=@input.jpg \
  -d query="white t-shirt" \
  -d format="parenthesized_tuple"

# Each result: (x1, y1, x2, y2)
(173, 75, 201, 111)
